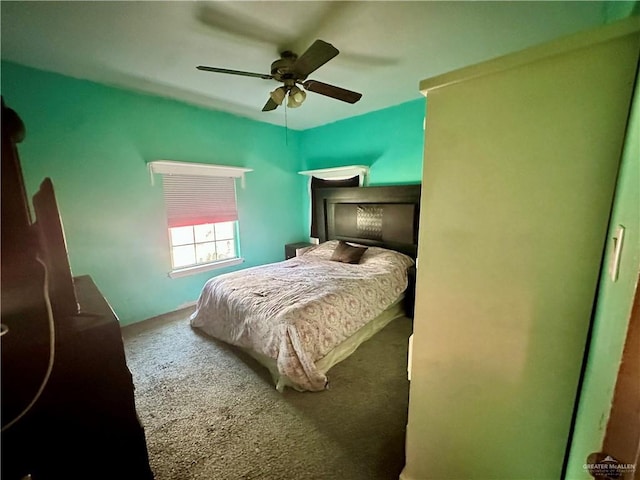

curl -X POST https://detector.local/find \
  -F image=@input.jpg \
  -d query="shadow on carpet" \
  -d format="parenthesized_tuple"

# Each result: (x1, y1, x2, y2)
(123, 310, 412, 480)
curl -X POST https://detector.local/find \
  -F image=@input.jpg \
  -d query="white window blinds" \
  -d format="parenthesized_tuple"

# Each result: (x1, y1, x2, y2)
(148, 160, 252, 228)
(162, 174, 237, 228)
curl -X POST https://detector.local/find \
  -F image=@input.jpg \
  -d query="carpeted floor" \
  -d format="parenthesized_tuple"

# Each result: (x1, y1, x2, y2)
(122, 308, 412, 480)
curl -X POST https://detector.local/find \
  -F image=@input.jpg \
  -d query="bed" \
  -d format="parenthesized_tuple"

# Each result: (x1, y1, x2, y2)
(190, 184, 421, 391)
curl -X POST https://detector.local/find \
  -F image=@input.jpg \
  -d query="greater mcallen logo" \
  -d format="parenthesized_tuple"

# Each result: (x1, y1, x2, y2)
(584, 453, 636, 478)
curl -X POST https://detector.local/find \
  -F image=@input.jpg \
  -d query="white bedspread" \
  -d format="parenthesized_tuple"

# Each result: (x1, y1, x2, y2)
(190, 241, 414, 391)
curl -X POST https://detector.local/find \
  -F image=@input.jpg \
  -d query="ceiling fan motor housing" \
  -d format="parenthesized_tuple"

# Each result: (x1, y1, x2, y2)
(271, 52, 304, 82)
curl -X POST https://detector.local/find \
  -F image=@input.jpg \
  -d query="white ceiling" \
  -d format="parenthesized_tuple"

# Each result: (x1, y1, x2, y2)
(1, 1, 611, 130)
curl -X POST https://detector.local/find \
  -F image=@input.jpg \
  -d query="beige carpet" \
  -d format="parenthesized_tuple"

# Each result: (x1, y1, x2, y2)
(122, 308, 412, 480)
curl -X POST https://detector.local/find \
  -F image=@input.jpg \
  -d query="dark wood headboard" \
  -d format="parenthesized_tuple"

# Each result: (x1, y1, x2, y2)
(315, 185, 421, 258)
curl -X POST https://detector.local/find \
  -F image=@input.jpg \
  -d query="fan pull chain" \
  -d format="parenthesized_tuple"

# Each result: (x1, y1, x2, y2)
(284, 98, 289, 146)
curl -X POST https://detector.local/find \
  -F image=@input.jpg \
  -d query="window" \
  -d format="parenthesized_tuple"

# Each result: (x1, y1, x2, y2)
(169, 221, 238, 269)
(148, 160, 252, 277)
(298, 165, 369, 239)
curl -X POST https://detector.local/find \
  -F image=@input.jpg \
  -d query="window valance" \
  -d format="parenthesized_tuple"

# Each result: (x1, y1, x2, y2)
(298, 165, 369, 185)
(148, 160, 252, 187)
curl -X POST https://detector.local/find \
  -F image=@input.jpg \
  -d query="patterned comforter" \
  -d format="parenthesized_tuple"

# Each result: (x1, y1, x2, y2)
(190, 240, 414, 391)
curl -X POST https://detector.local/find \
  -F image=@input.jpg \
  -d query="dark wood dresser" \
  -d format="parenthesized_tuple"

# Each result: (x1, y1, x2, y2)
(2, 276, 154, 480)
(1, 99, 154, 479)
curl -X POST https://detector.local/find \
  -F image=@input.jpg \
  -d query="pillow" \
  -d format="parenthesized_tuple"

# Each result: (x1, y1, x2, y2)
(359, 246, 415, 269)
(330, 241, 368, 264)
(296, 241, 336, 260)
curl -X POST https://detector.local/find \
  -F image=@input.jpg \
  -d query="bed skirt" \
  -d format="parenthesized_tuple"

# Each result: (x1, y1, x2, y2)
(241, 295, 406, 392)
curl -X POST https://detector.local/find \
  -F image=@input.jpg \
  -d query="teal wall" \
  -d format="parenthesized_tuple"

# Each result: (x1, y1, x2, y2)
(299, 98, 425, 184)
(298, 98, 425, 235)
(1, 62, 427, 325)
(1, 61, 307, 325)
(603, 0, 640, 23)
(565, 76, 640, 479)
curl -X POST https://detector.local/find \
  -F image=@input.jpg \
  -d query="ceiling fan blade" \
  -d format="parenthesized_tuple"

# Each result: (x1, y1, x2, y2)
(303, 80, 362, 104)
(292, 40, 339, 78)
(262, 97, 279, 112)
(196, 3, 287, 47)
(196, 66, 273, 80)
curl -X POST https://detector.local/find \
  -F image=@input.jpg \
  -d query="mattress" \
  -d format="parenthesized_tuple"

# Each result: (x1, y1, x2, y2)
(190, 240, 414, 391)
(243, 296, 405, 392)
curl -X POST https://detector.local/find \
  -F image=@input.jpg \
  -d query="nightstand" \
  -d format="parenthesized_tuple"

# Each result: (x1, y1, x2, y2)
(285, 242, 314, 260)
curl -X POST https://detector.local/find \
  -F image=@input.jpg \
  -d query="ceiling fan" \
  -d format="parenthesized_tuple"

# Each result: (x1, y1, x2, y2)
(196, 39, 362, 112)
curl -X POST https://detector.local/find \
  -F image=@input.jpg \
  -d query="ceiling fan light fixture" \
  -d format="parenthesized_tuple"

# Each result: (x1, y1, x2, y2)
(269, 87, 286, 106)
(196, 39, 362, 112)
(287, 86, 306, 108)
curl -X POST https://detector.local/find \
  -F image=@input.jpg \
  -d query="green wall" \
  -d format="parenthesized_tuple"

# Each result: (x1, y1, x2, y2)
(565, 76, 640, 479)
(298, 99, 425, 235)
(1, 62, 427, 325)
(603, 0, 640, 23)
(299, 98, 425, 184)
(1, 61, 307, 325)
